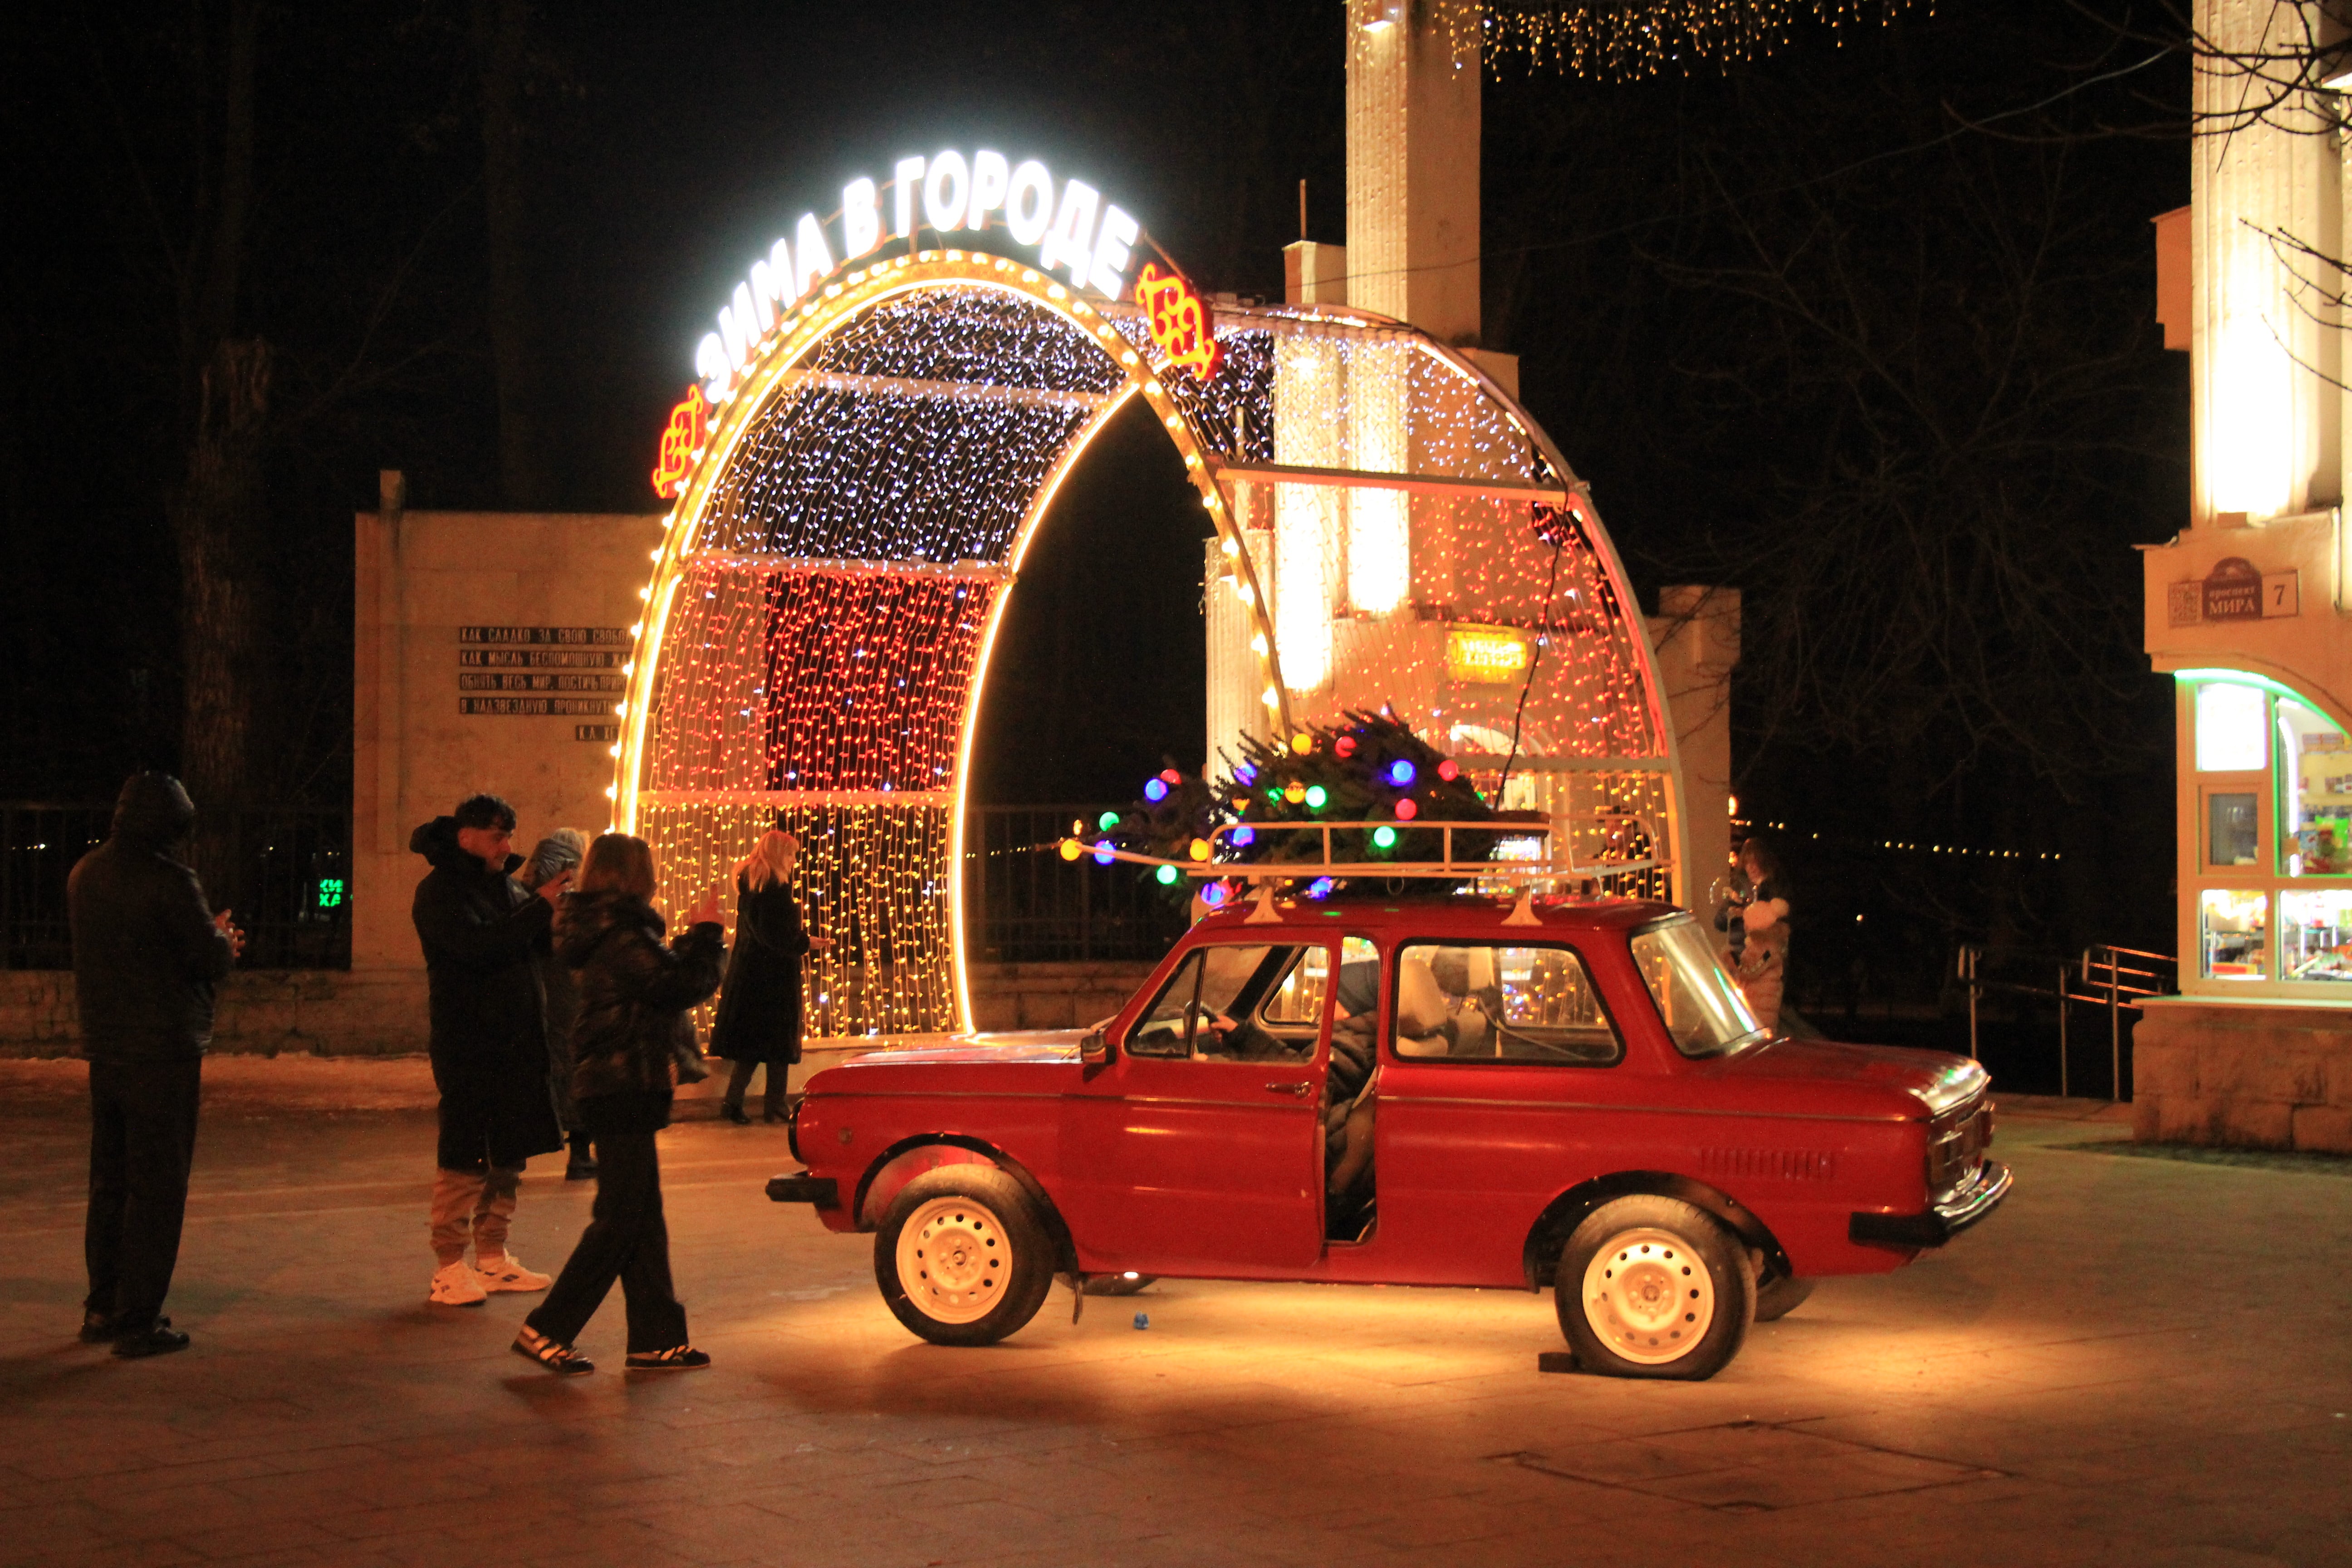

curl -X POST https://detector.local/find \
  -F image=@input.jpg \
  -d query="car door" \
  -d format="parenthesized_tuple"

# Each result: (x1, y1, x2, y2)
(1057, 940, 1333, 1274)
(1376, 937, 1636, 1285)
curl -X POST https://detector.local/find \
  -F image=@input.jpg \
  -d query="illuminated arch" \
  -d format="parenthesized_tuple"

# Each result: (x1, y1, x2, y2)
(616, 250, 1681, 1040)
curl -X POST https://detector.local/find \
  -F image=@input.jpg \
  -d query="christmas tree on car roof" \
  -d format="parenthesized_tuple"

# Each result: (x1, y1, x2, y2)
(1078, 709, 1539, 897)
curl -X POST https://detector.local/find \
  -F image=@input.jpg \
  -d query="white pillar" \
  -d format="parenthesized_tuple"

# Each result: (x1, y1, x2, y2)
(2194, 0, 2341, 524)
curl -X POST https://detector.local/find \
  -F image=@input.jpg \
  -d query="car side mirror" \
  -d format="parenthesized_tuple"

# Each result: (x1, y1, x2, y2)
(1080, 1027, 1111, 1065)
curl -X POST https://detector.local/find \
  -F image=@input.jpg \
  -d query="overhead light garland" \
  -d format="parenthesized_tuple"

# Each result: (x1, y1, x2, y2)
(1394, 0, 1926, 80)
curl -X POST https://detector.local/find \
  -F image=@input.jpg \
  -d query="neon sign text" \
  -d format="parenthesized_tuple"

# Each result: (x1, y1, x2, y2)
(1133, 263, 1221, 382)
(694, 149, 1142, 402)
(650, 385, 710, 499)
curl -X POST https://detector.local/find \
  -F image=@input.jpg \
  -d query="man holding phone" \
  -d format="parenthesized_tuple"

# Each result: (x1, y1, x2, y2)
(410, 794, 569, 1306)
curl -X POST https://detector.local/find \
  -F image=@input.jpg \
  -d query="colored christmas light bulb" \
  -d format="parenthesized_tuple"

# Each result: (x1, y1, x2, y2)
(1092, 841, 1116, 865)
(1387, 760, 1417, 788)
(1059, 839, 1082, 861)
(1308, 877, 1335, 898)
(1143, 779, 1170, 803)
(1437, 759, 1460, 782)
(1335, 736, 1356, 759)
(1098, 810, 1122, 830)
(1304, 785, 1328, 809)
(1372, 825, 1397, 850)
(1394, 799, 1418, 821)
(1200, 882, 1228, 908)
(1230, 825, 1255, 847)
(1155, 864, 1179, 886)
(1188, 838, 1211, 861)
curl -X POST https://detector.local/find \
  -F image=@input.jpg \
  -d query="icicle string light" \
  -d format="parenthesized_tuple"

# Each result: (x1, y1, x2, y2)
(1398, 0, 1927, 81)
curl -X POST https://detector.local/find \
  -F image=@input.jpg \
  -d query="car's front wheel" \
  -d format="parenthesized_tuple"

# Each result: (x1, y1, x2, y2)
(1555, 1195, 1755, 1380)
(874, 1167, 1055, 1346)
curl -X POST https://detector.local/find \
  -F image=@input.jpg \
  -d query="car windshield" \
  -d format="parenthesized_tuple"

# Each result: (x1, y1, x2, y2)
(1629, 918, 1767, 1058)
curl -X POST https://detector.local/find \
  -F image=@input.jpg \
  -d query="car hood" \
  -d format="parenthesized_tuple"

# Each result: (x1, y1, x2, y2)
(830, 1030, 1087, 1070)
(1714, 1037, 1989, 1119)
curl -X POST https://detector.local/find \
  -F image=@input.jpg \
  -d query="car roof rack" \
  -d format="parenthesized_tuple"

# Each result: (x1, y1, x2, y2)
(1060, 816, 1669, 927)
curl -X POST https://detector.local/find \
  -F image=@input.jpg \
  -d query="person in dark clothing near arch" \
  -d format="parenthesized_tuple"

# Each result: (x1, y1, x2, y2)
(411, 794, 568, 1307)
(514, 833, 725, 1375)
(70, 772, 241, 1358)
(710, 828, 829, 1124)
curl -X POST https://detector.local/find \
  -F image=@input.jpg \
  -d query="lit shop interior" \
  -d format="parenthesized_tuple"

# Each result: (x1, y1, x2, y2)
(2185, 672, 2352, 987)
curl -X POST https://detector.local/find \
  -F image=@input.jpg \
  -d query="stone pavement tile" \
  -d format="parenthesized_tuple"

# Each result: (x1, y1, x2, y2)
(5, 1534, 205, 1568)
(163, 1519, 351, 1561)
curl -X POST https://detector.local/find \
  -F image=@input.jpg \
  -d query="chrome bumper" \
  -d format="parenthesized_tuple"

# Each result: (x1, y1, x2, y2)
(1849, 1159, 2012, 1250)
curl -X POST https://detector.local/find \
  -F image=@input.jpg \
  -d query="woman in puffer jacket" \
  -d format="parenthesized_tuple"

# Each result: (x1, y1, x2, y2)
(513, 833, 724, 1375)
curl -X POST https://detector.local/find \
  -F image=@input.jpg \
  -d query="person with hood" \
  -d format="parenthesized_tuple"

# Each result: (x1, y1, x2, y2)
(513, 833, 724, 1375)
(411, 794, 568, 1307)
(708, 828, 828, 1124)
(69, 772, 241, 1358)
(520, 828, 594, 1180)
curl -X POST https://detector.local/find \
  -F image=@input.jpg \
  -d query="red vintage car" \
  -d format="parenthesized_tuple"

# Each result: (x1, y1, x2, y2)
(767, 893, 2007, 1379)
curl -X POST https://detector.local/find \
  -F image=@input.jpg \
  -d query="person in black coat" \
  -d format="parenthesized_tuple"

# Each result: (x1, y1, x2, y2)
(69, 772, 242, 1358)
(709, 828, 828, 1124)
(520, 828, 594, 1179)
(411, 794, 568, 1308)
(514, 833, 724, 1375)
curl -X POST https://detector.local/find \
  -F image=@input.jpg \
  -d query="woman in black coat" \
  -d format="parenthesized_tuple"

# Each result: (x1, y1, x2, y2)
(512, 833, 723, 1376)
(709, 828, 828, 1124)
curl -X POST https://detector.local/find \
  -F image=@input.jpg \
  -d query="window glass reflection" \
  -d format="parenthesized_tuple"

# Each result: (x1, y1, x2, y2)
(2199, 889, 2268, 980)
(2281, 890, 2352, 981)
(2277, 696, 2352, 876)
(2196, 682, 2268, 773)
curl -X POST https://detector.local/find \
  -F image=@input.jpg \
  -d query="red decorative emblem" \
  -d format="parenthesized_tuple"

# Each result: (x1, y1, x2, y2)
(1134, 263, 1222, 383)
(651, 385, 710, 500)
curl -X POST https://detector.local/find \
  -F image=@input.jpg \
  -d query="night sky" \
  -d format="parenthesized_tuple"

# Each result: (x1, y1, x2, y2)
(5, 0, 2189, 969)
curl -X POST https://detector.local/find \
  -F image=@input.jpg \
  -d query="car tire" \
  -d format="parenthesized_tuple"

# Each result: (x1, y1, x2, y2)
(1554, 1195, 1756, 1380)
(1753, 1273, 1816, 1323)
(1083, 1274, 1157, 1297)
(874, 1167, 1055, 1347)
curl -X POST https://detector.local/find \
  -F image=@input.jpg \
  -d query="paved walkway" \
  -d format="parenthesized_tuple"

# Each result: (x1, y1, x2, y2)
(0, 1058, 2346, 1568)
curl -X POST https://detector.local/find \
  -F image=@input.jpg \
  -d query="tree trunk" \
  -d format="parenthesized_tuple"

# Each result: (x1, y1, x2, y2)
(475, 0, 557, 509)
(173, 338, 271, 910)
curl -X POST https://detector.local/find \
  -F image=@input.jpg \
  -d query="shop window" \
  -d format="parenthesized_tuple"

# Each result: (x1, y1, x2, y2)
(2205, 791, 2259, 868)
(2199, 889, 2268, 980)
(2280, 890, 2352, 981)
(2277, 696, 2352, 876)
(2195, 681, 2269, 772)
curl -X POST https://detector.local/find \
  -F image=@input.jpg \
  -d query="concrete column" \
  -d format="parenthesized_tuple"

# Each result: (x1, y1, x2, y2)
(1345, 0, 1481, 343)
(2193, 0, 2341, 524)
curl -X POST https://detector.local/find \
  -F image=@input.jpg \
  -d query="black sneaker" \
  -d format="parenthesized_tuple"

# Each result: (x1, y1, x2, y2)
(112, 1325, 191, 1359)
(624, 1345, 710, 1371)
(83, 1311, 168, 1343)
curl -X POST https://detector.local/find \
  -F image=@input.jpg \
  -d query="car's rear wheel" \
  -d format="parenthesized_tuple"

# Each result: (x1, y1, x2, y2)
(874, 1167, 1054, 1346)
(1555, 1195, 1755, 1380)
(1754, 1273, 1816, 1323)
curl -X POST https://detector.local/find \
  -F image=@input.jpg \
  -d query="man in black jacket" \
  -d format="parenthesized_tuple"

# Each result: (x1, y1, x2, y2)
(70, 772, 241, 1358)
(412, 794, 568, 1307)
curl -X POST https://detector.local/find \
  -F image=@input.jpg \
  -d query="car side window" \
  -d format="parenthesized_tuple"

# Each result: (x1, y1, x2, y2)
(1127, 944, 1323, 1061)
(1392, 942, 1622, 1065)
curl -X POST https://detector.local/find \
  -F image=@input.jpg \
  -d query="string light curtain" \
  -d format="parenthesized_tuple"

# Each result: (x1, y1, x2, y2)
(636, 264, 1677, 1039)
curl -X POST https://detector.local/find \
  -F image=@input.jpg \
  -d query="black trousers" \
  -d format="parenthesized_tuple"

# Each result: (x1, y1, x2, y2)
(85, 1058, 202, 1331)
(524, 1130, 686, 1352)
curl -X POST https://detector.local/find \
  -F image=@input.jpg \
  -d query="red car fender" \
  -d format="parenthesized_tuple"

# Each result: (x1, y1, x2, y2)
(1520, 1169, 1794, 1291)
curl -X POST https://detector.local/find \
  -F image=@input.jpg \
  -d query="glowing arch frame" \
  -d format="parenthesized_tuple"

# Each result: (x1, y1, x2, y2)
(612, 250, 1295, 1030)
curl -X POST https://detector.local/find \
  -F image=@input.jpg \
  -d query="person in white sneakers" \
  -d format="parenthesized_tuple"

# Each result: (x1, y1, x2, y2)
(410, 795, 569, 1306)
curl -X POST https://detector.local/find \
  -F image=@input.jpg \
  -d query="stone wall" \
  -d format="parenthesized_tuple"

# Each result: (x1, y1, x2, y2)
(2132, 998, 2352, 1153)
(0, 960, 1156, 1058)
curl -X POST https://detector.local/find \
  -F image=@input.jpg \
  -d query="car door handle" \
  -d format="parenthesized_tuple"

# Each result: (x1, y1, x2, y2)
(1264, 1081, 1312, 1098)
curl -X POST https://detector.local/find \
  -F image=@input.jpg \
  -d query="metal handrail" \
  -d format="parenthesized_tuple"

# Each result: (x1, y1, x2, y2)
(1955, 941, 2177, 1100)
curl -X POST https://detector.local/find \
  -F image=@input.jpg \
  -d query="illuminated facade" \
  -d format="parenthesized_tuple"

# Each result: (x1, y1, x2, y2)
(2134, 0, 2352, 1152)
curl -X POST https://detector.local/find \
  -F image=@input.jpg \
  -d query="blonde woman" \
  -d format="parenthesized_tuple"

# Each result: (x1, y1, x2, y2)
(710, 827, 829, 1123)
(512, 833, 723, 1375)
